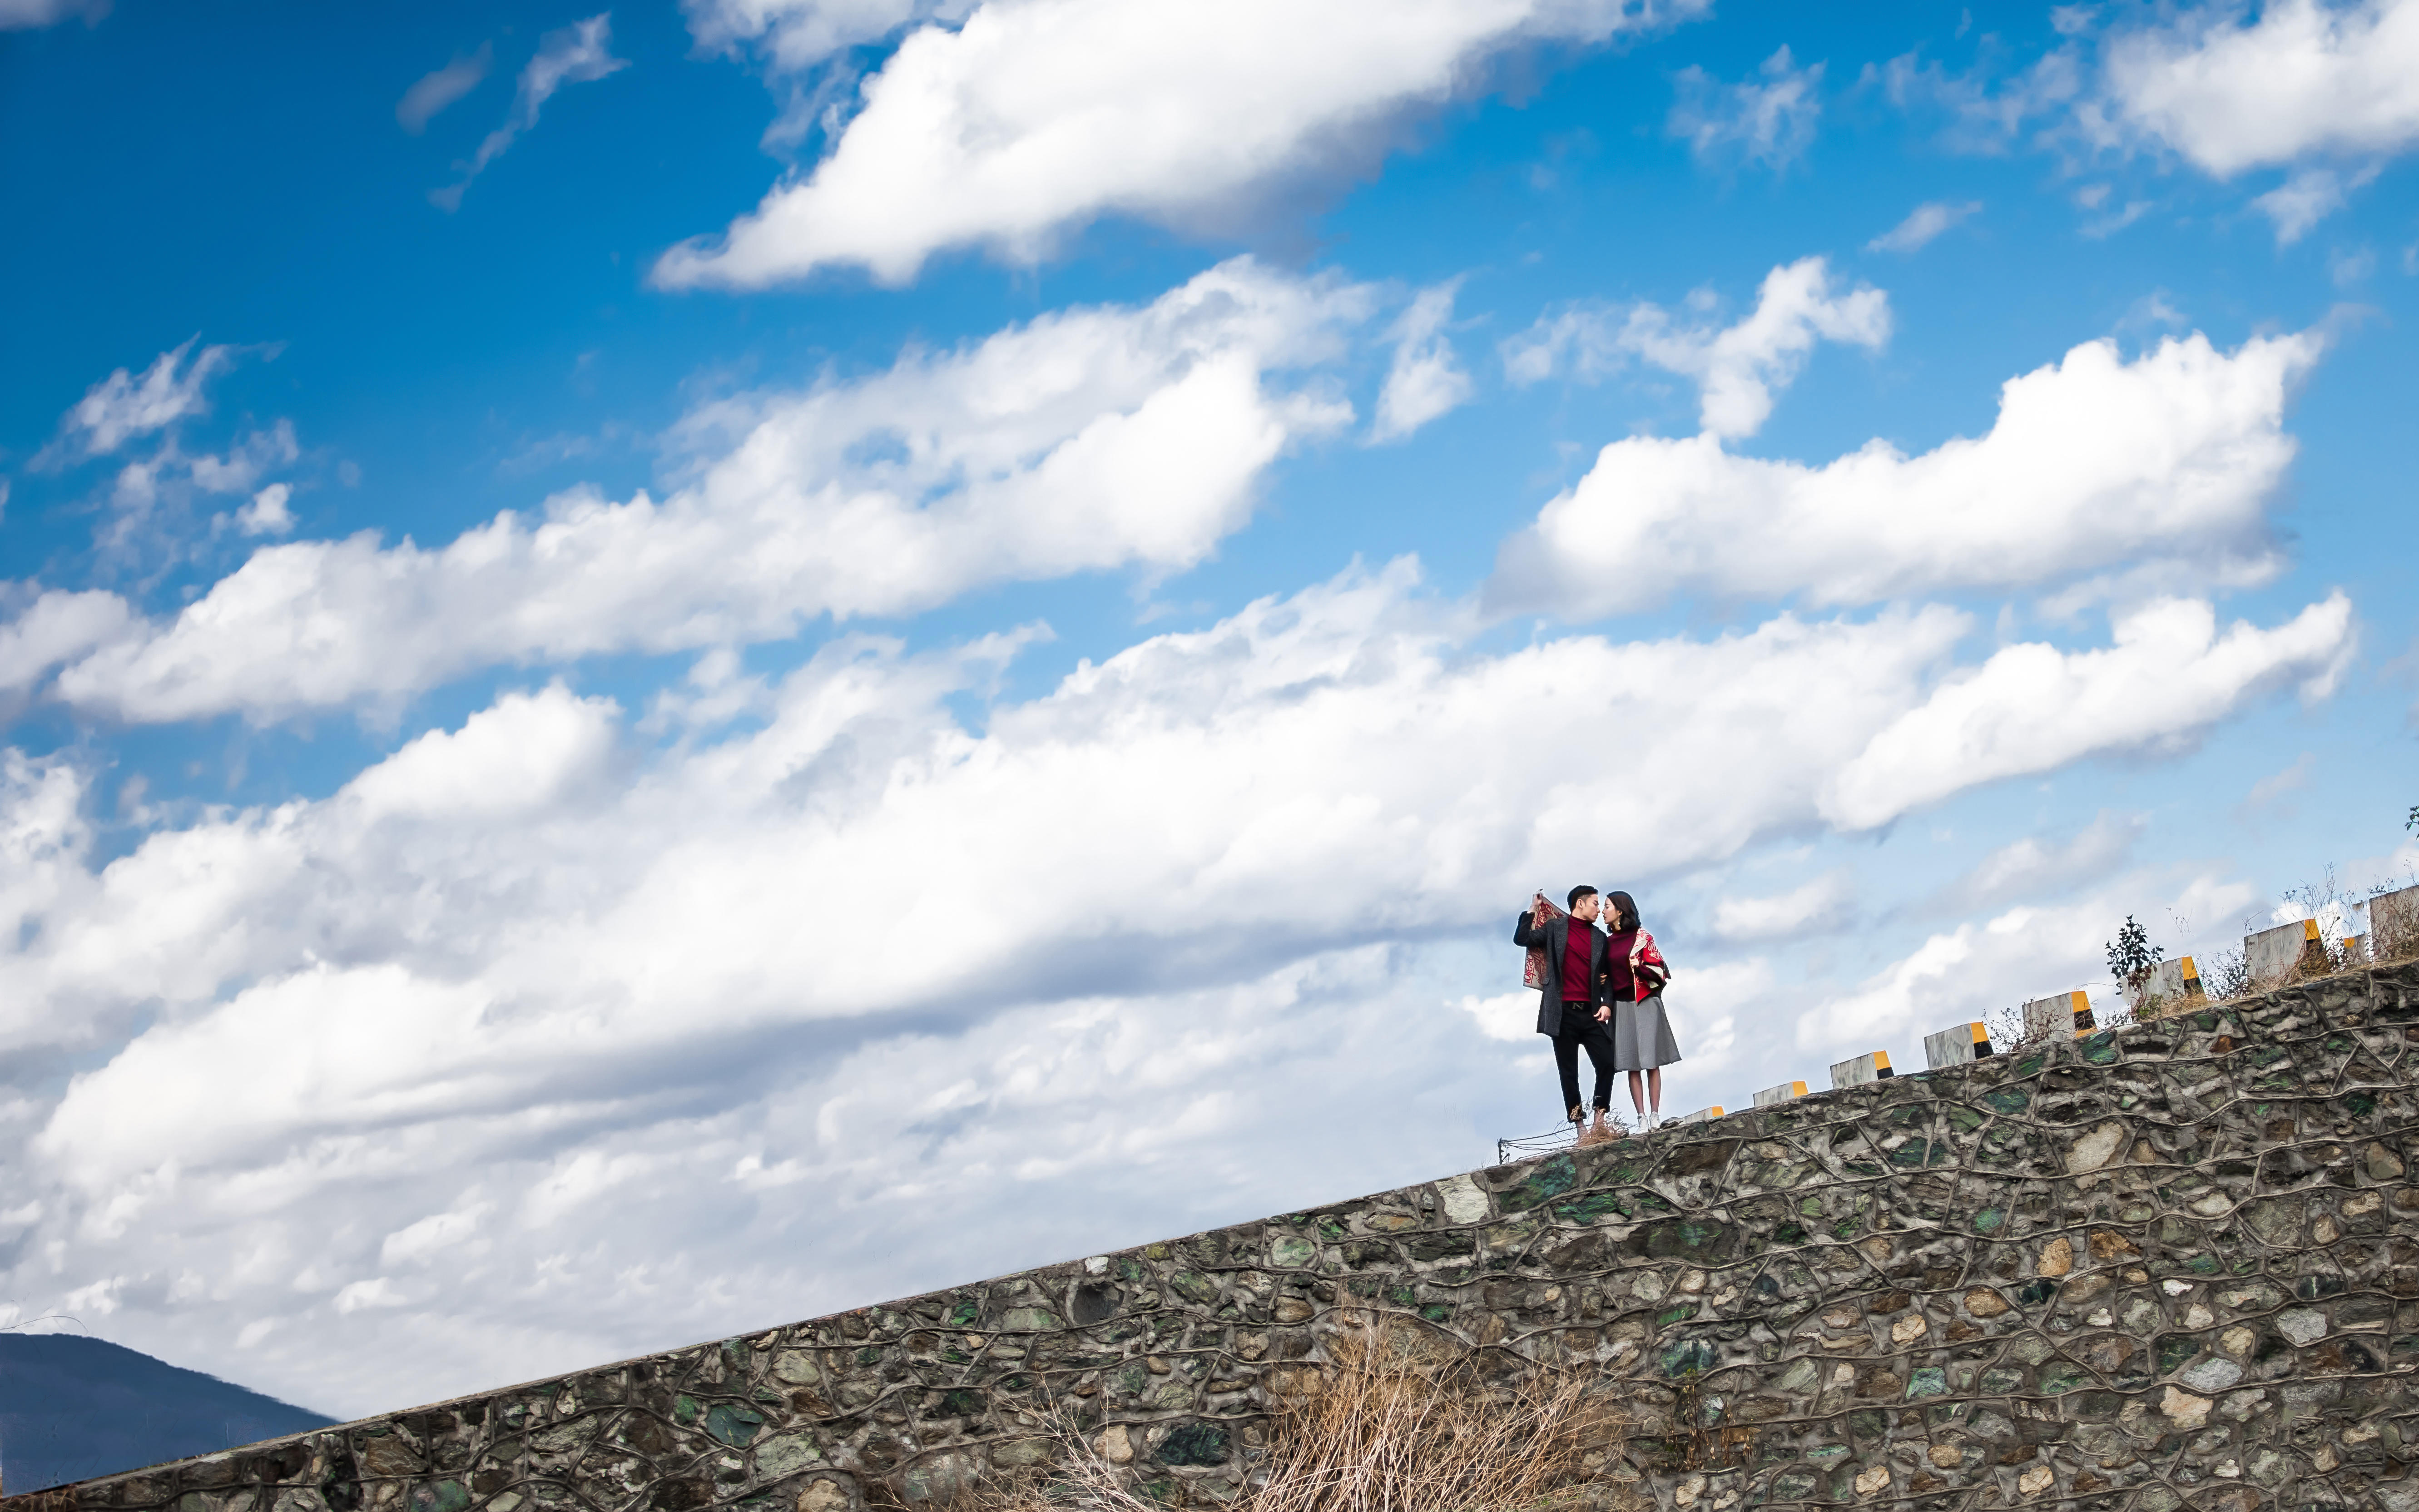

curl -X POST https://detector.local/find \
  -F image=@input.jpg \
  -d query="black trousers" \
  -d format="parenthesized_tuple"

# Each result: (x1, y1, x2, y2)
(1551, 1001, 1617, 1113)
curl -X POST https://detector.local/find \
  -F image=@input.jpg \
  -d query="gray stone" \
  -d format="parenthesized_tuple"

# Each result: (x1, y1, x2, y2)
(2178, 1358, 2245, 1393)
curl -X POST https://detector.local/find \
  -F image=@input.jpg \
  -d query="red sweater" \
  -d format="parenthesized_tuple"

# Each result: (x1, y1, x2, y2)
(1561, 926, 1595, 1001)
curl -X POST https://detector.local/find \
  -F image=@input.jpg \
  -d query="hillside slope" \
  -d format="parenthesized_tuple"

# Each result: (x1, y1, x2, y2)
(0, 1334, 332, 1494)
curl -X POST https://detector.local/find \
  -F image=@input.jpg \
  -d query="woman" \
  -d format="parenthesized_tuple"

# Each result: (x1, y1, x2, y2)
(1600, 890, 1682, 1130)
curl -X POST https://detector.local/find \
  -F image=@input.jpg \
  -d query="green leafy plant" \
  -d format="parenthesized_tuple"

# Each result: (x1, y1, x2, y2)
(2106, 914, 2165, 1012)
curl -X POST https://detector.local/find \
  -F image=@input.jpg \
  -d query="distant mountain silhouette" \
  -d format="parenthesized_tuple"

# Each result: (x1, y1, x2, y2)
(0, 1334, 335, 1493)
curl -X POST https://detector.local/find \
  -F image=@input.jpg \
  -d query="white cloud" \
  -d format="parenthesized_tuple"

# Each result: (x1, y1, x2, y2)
(1500, 256, 1888, 438)
(686, 0, 962, 70)
(1371, 283, 1472, 443)
(378, 1203, 493, 1268)
(1455, 990, 1534, 1041)
(1822, 593, 2353, 829)
(1710, 868, 1854, 942)
(235, 483, 296, 537)
(0, 590, 134, 706)
(1667, 45, 1824, 171)
(1867, 198, 1981, 253)
(431, 14, 628, 212)
(1921, 809, 2144, 914)
(2251, 164, 2380, 243)
(2099, 0, 2419, 175)
(652, 0, 1711, 288)
(1487, 328, 2320, 620)
(1795, 870, 2256, 1053)
(0, 551, 2361, 1409)
(0, 0, 105, 30)
(397, 43, 494, 134)
(37, 339, 237, 466)
(40, 259, 1371, 724)
(1873, 48, 2084, 155)
(332, 1277, 407, 1314)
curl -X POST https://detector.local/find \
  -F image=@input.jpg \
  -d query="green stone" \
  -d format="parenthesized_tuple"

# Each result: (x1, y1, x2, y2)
(408, 1483, 471, 1512)
(1501, 1155, 1578, 1214)
(1656, 1303, 1700, 1326)
(705, 1404, 767, 1448)
(1769, 1471, 1819, 1499)
(674, 1394, 701, 1425)
(1550, 1190, 1627, 1224)
(1156, 1422, 1228, 1466)
(1000, 1306, 1063, 1331)
(1905, 1368, 1947, 1400)
(1804, 1445, 1849, 1465)
(1978, 1368, 2024, 1394)
(1269, 1236, 1315, 1267)
(2037, 1363, 2086, 1395)
(1660, 1338, 1715, 1377)
(1974, 1207, 2004, 1233)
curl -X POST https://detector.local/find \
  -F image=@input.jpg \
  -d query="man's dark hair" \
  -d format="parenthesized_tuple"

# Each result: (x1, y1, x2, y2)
(1567, 885, 1600, 910)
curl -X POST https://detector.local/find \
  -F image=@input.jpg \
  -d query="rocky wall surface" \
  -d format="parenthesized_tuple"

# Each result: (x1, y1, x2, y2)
(14, 961, 2419, 1512)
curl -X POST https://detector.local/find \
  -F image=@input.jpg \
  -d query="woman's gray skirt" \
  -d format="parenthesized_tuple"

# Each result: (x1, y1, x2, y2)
(1613, 994, 1682, 1070)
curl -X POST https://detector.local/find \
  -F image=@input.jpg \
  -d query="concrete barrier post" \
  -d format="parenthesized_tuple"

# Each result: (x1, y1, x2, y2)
(2371, 883, 2419, 960)
(1829, 1051, 1892, 1088)
(1751, 1080, 1808, 1107)
(1922, 1021, 1993, 1070)
(1665, 1105, 1724, 1126)
(2021, 990, 2095, 1040)
(2245, 917, 2325, 988)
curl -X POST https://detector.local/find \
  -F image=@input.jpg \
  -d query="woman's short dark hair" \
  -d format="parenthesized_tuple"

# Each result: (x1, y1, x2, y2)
(1605, 890, 1641, 931)
(1567, 885, 1600, 910)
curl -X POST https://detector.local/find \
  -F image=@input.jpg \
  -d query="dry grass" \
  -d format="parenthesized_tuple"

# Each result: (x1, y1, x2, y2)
(962, 1323, 1635, 1512)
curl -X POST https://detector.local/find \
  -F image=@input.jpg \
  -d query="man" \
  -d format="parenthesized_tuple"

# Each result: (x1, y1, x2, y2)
(1512, 886, 1621, 1145)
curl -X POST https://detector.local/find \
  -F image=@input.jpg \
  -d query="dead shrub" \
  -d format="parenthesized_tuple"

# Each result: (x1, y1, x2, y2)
(966, 1322, 1636, 1512)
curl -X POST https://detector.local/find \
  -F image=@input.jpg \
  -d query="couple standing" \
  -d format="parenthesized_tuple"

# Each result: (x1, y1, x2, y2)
(1514, 887, 1684, 1145)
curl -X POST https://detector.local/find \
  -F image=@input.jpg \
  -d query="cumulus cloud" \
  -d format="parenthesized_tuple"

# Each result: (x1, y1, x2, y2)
(1822, 593, 2353, 830)
(39, 259, 1371, 724)
(1710, 868, 1854, 942)
(1667, 45, 1824, 170)
(1370, 283, 1472, 443)
(1500, 256, 1887, 438)
(397, 43, 494, 134)
(1867, 198, 1981, 253)
(0, 590, 134, 708)
(2098, 0, 2419, 175)
(1919, 809, 2145, 915)
(234, 483, 296, 537)
(1795, 870, 2258, 1053)
(0, 552, 2357, 1408)
(1487, 327, 2320, 620)
(431, 15, 628, 212)
(653, 0, 1711, 288)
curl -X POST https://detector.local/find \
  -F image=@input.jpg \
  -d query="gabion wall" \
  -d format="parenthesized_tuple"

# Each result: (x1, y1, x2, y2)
(12, 961, 2419, 1512)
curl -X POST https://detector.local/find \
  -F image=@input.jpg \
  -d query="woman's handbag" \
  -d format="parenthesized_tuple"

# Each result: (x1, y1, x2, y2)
(1521, 892, 1567, 991)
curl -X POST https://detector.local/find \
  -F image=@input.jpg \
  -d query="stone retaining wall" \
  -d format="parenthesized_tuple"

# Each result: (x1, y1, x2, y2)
(14, 962, 2419, 1512)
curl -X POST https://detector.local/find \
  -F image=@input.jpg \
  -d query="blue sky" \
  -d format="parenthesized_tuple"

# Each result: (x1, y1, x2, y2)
(1, 0, 2415, 1418)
